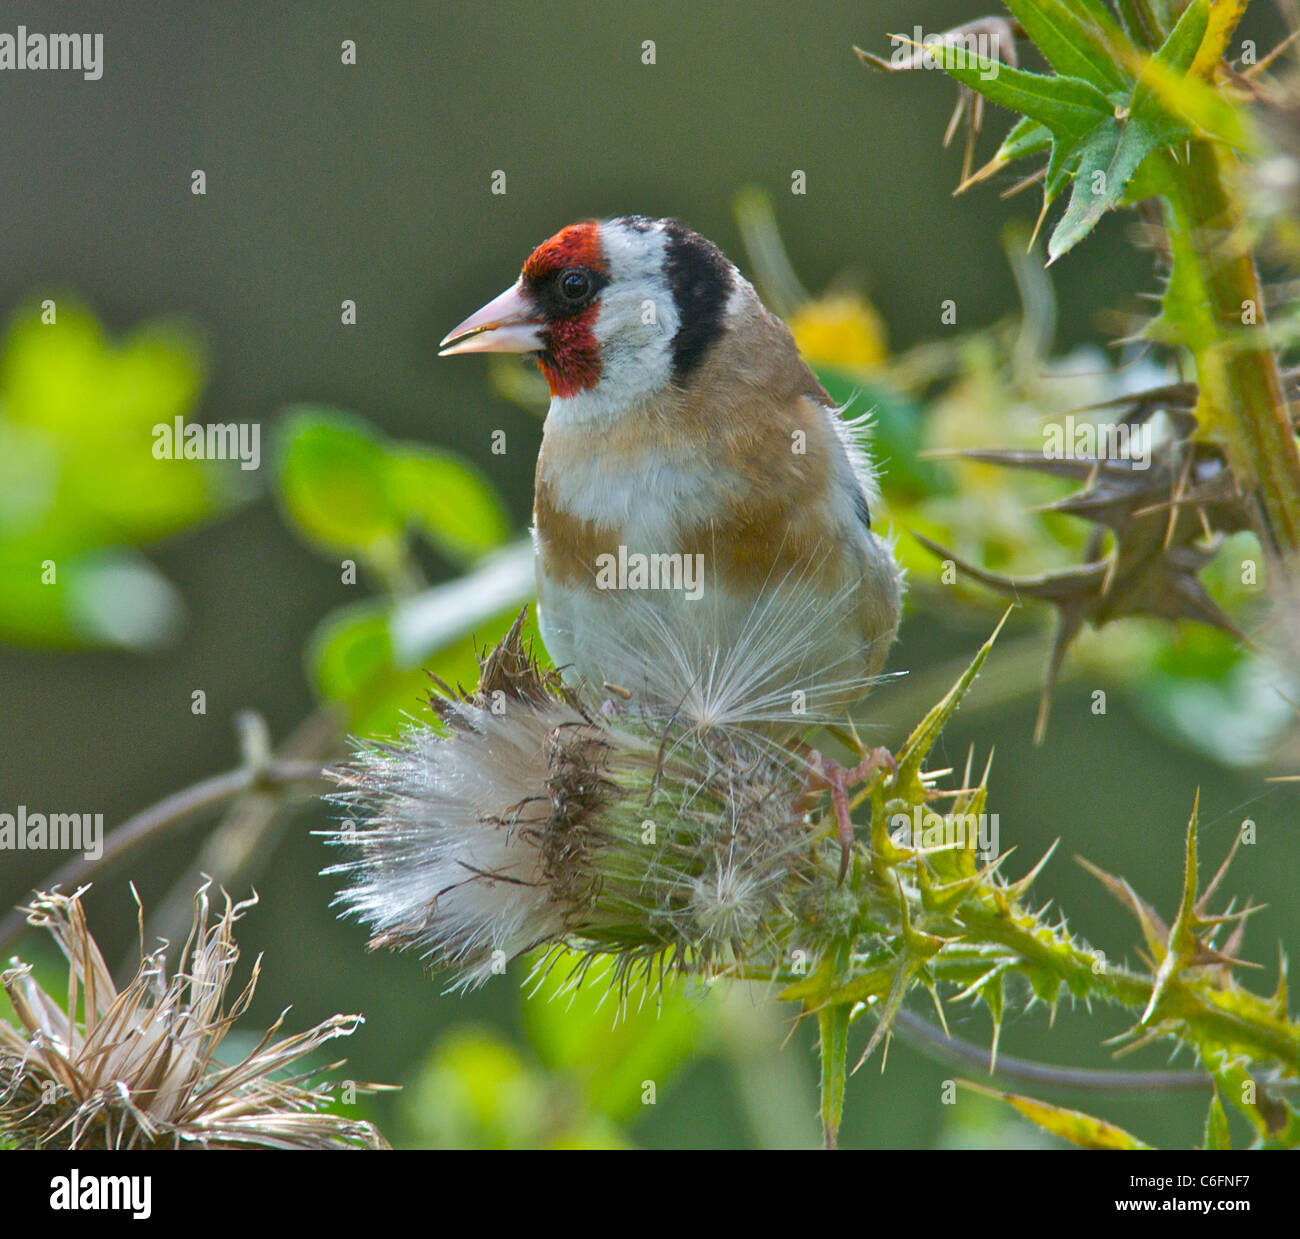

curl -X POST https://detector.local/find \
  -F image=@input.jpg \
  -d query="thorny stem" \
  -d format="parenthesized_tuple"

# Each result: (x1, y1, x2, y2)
(955, 898, 1300, 1072)
(1155, 140, 1300, 559)
(731, 966, 1217, 1095)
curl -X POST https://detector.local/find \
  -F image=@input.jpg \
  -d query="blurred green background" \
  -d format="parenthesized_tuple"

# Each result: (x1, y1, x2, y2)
(2, 0, 1297, 1149)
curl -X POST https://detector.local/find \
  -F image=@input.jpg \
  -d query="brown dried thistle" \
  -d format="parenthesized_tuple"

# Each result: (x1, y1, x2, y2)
(0, 884, 388, 1150)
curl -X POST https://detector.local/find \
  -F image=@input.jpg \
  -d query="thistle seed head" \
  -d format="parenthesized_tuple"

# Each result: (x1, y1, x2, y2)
(325, 613, 822, 993)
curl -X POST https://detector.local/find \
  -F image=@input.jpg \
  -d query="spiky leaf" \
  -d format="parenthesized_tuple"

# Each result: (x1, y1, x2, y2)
(930, 47, 1112, 139)
(962, 1081, 1155, 1149)
(1002, 0, 1131, 92)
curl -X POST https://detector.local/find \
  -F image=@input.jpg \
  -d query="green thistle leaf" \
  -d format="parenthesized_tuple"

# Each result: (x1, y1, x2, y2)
(1002, 0, 1131, 92)
(1204, 1092, 1232, 1149)
(817, 1001, 851, 1150)
(1046, 0, 1208, 261)
(962, 1082, 1155, 1149)
(894, 607, 1011, 789)
(929, 46, 1112, 138)
(996, 115, 1052, 163)
(1047, 111, 1184, 262)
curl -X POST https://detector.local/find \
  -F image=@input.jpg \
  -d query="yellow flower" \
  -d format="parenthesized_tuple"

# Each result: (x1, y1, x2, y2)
(788, 294, 888, 370)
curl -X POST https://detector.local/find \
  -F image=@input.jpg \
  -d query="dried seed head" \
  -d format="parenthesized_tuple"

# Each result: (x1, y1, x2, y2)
(0, 885, 388, 1150)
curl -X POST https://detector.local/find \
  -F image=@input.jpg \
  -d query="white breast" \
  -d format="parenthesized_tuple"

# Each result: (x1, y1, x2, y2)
(543, 436, 733, 551)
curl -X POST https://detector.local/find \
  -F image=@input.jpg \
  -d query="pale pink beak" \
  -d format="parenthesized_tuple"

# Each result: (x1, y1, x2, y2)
(438, 281, 544, 356)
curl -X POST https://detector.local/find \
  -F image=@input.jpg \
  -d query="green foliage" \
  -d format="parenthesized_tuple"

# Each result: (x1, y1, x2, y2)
(779, 622, 1300, 1149)
(275, 405, 509, 584)
(856, 0, 1300, 752)
(277, 409, 402, 561)
(523, 950, 706, 1125)
(932, 0, 1210, 260)
(1003, 0, 1129, 91)
(0, 300, 232, 648)
(399, 1026, 631, 1149)
(892, 0, 1300, 554)
(395, 948, 706, 1148)
(962, 1081, 1155, 1149)
(273, 406, 528, 734)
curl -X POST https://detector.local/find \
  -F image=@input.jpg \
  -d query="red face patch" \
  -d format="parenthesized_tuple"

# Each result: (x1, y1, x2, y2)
(523, 221, 604, 281)
(522, 221, 607, 398)
(537, 316, 602, 397)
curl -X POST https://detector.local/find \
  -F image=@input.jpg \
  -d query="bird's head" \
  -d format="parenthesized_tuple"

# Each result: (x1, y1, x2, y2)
(439, 215, 736, 417)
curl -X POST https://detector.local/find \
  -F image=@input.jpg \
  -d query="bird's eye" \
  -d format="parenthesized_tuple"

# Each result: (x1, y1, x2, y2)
(559, 269, 592, 301)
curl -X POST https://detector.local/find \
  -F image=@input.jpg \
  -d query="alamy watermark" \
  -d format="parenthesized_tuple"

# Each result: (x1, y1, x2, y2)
(0, 27, 102, 81)
(890, 803, 1000, 861)
(890, 25, 1002, 79)
(595, 545, 705, 600)
(1043, 416, 1152, 471)
(153, 417, 261, 470)
(50, 1172, 151, 1221)
(0, 806, 103, 860)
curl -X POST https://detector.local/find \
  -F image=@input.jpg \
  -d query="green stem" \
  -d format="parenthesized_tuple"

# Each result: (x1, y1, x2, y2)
(955, 900, 1300, 1072)
(783, 876, 1298, 1089)
(1156, 141, 1300, 559)
(816, 1003, 850, 1150)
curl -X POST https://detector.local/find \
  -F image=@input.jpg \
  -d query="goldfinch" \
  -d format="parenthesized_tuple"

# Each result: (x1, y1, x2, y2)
(440, 216, 903, 868)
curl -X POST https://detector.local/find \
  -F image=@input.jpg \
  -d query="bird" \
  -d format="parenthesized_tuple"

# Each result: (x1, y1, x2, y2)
(439, 215, 903, 874)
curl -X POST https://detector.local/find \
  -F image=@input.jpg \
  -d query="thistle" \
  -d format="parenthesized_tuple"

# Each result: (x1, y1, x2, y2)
(860, 0, 1300, 732)
(0, 884, 388, 1150)
(326, 613, 828, 994)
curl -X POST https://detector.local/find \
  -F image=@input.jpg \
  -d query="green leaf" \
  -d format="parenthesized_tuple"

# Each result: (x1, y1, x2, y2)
(817, 1001, 851, 1150)
(308, 595, 539, 735)
(0, 301, 229, 554)
(387, 445, 510, 563)
(996, 115, 1053, 163)
(1045, 2, 1209, 261)
(1047, 114, 1177, 261)
(1113, 3, 1251, 149)
(275, 406, 400, 557)
(1204, 1092, 1232, 1150)
(306, 597, 433, 735)
(929, 45, 1112, 141)
(522, 947, 703, 1125)
(963, 1082, 1156, 1149)
(1003, 0, 1131, 92)
(401, 1026, 632, 1149)
(0, 548, 183, 650)
(1156, 0, 1210, 76)
(0, 302, 205, 438)
(933, 45, 1116, 226)
(308, 600, 394, 704)
(1112, 0, 1163, 50)
(1131, 0, 1209, 120)
(276, 406, 513, 577)
(893, 604, 1010, 790)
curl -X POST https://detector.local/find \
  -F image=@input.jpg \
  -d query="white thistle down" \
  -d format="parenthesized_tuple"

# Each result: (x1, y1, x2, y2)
(325, 611, 852, 993)
(569, 556, 901, 739)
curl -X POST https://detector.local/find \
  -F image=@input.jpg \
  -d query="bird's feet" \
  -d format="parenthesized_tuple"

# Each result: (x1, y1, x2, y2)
(805, 746, 897, 882)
